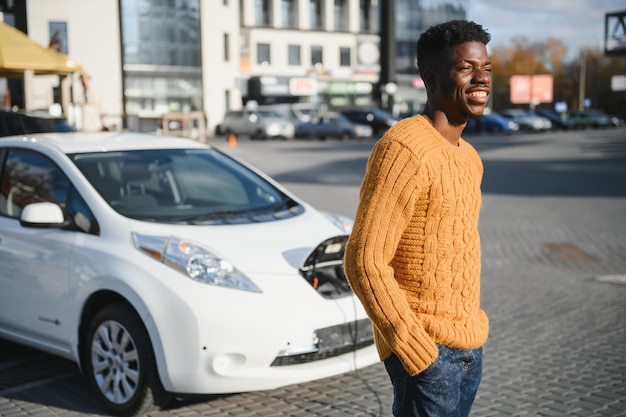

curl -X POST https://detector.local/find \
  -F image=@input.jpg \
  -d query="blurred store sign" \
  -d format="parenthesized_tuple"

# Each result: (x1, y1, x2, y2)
(289, 78, 317, 96)
(611, 74, 626, 91)
(510, 75, 554, 104)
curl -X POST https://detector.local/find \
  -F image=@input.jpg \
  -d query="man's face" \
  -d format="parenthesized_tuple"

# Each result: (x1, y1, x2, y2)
(429, 41, 492, 124)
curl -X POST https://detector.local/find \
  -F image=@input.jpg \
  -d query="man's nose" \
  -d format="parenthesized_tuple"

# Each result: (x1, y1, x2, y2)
(474, 69, 491, 84)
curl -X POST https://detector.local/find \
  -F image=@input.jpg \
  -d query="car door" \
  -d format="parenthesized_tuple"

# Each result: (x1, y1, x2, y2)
(242, 110, 260, 135)
(0, 148, 80, 346)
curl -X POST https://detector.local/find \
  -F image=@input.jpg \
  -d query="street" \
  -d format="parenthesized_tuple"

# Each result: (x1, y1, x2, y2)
(1, 127, 625, 417)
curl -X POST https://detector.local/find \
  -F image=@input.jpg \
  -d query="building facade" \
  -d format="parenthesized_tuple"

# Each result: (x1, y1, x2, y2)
(3, 0, 466, 134)
(393, 0, 467, 114)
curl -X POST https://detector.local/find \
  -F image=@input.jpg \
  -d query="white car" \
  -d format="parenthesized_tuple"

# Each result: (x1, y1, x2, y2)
(0, 132, 377, 416)
(499, 109, 552, 132)
(216, 109, 296, 139)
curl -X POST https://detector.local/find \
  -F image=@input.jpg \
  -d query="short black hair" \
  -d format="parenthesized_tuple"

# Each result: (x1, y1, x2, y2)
(416, 20, 491, 73)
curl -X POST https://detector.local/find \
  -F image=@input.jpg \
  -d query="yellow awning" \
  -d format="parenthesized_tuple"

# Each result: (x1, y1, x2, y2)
(0, 21, 81, 77)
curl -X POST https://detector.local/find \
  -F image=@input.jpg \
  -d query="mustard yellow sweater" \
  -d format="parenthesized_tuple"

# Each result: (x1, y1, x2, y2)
(344, 115, 489, 376)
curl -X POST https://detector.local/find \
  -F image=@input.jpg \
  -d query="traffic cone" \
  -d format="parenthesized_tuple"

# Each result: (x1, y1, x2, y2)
(228, 133, 237, 148)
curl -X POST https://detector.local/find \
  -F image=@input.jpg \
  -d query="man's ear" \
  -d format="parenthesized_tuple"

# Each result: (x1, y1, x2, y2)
(421, 69, 436, 90)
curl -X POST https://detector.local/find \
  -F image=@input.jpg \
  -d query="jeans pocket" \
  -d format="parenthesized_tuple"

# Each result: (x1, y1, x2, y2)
(390, 373, 407, 415)
(384, 355, 408, 415)
(417, 344, 446, 381)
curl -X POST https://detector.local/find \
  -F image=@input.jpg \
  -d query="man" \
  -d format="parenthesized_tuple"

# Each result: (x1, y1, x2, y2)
(344, 20, 492, 417)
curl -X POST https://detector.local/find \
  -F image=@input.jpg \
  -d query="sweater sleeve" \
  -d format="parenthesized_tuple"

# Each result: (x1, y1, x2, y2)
(344, 137, 439, 376)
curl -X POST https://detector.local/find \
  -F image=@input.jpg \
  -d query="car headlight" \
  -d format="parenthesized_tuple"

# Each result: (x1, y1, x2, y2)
(132, 233, 262, 293)
(323, 212, 354, 233)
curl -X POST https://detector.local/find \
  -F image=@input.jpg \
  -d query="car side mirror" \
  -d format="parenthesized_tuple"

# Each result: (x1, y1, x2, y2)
(19, 202, 67, 228)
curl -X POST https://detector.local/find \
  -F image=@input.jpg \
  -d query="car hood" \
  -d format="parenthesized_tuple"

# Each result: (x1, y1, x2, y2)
(128, 206, 347, 275)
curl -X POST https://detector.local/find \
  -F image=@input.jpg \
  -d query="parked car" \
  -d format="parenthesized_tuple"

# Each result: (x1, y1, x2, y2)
(499, 109, 552, 132)
(259, 103, 321, 123)
(566, 109, 612, 129)
(0, 109, 76, 137)
(340, 107, 399, 137)
(608, 114, 624, 127)
(215, 108, 296, 139)
(535, 109, 572, 130)
(464, 112, 520, 134)
(295, 112, 373, 140)
(0, 132, 378, 416)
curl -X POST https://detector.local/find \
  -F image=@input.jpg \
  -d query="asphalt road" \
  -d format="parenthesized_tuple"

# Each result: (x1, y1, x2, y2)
(1, 127, 625, 417)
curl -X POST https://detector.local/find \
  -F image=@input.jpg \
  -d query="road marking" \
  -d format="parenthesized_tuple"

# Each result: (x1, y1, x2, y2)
(595, 274, 626, 285)
(543, 242, 593, 261)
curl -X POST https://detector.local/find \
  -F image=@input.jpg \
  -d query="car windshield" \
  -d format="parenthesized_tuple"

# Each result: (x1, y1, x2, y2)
(257, 110, 282, 118)
(70, 148, 302, 224)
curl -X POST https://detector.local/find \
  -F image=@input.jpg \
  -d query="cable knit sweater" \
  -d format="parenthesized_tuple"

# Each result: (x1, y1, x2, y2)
(344, 115, 489, 376)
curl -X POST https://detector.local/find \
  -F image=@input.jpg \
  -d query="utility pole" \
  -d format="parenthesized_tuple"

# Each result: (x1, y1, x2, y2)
(578, 50, 586, 110)
(377, 0, 396, 111)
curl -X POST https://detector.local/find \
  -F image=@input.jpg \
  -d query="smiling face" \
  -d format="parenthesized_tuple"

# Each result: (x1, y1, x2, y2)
(424, 41, 492, 125)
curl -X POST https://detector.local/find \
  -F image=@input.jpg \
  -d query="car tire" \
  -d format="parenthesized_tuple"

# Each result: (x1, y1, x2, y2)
(84, 302, 172, 416)
(252, 129, 266, 140)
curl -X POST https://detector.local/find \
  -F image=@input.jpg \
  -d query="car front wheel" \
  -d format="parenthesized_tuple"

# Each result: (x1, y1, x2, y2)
(84, 303, 171, 416)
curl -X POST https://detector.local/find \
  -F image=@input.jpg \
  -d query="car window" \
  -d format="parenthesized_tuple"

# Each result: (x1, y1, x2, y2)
(257, 110, 281, 118)
(0, 150, 68, 218)
(71, 148, 302, 224)
(0, 149, 99, 234)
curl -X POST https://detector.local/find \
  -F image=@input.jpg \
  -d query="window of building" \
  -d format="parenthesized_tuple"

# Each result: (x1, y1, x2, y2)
(334, 0, 348, 31)
(288, 44, 301, 65)
(359, 0, 378, 32)
(309, 0, 324, 30)
(397, 40, 418, 74)
(223, 33, 230, 61)
(224, 33, 230, 62)
(257, 43, 271, 64)
(255, 0, 272, 26)
(281, 0, 298, 28)
(340, 47, 351, 67)
(120, 0, 203, 118)
(311, 45, 323, 66)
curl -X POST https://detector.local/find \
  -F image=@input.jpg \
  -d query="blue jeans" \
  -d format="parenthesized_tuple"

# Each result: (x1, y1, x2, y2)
(383, 345, 483, 417)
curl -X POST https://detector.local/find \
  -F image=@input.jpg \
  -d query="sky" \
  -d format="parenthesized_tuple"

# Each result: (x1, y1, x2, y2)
(466, 0, 625, 60)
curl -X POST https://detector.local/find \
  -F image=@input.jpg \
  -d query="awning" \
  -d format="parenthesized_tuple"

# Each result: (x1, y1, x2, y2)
(0, 21, 81, 77)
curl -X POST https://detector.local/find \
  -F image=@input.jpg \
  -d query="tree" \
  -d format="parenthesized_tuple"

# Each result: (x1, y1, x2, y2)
(490, 38, 626, 116)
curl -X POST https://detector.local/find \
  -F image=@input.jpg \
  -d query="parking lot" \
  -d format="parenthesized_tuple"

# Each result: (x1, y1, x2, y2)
(1, 127, 625, 416)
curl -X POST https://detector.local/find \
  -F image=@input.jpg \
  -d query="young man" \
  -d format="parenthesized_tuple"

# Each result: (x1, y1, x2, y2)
(344, 20, 492, 417)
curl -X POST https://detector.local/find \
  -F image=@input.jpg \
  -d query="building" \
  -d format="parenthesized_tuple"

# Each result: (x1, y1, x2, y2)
(393, 0, 467, 114)
(1, 0, 466, 135)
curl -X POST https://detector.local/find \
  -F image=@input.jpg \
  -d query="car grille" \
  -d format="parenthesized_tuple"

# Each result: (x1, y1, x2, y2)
(299, 235, 353, 299)
(270, 318, 374, 366)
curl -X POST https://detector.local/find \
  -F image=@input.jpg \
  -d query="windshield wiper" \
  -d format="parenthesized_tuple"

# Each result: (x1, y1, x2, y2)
(170, 210, 249, 223)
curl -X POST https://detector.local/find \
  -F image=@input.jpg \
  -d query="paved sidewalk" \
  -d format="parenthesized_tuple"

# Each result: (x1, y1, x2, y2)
(0, 129, 625, 416)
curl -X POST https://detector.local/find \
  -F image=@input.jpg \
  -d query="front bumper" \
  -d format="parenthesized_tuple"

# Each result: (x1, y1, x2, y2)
(149, 271, 377, 394)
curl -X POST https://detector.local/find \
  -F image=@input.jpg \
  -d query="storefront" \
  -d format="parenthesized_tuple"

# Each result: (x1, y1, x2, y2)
(245, 75, 376, 109)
